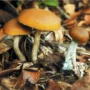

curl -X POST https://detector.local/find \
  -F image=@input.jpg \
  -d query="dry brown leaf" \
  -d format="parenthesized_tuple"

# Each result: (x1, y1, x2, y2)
(0, 68, 19, 77)
(22, 70, 41, 84)
(77, 55, 88, 62)
(85, 69, 90, 76)
(1, 77, 17, 89)
(84, 8, 90, 25)
(0, 85, 7, 90)
(14, 73, 24, 89)
(64, 4, 75, 16)
(64, 19, 77, 29)
(71, 76, 90, 90)
(46, 79, 61, 90)
(58, 81, 71, 90)
(70, 10, 82, 20)
(82, 0, 88, 4)
(0, 42, 11, 54)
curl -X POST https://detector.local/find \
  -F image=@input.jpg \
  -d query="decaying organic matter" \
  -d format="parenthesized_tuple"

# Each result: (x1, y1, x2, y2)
(0, 0, 90, 90)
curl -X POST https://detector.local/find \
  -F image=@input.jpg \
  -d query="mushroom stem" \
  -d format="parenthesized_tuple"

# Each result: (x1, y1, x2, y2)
(63, 40, 78, 70)
(13, 36, 26, 61)
(32, 31, 41, 63)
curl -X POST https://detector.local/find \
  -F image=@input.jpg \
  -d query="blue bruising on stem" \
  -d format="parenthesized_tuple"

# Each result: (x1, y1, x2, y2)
(63, 40, 78, 70)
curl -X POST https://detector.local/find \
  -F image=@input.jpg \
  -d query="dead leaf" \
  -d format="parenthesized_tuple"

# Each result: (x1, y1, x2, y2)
(82, 0, 88, 4)
(64, 4, 75, 16)
(84, 8, 90, 25)
(85, 69, 90, 76)
(0, 42, 11, 54)
(0, 85, 7, 90)
(14, 73, 24, 89)
(0, 68, 19, 77)
(22, 70, 41, 84)
(64, 19, 77, 29)
(46, 79, 61, 90)
(71, 76, 90, 90)
(77, 55, 88, 62)
(70, 10, 82, 20)
(58, 81, 71, 90)
(1, 77, 17, 89)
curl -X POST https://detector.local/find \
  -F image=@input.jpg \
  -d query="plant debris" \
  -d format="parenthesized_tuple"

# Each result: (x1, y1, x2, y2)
(0, 0, 90, 90)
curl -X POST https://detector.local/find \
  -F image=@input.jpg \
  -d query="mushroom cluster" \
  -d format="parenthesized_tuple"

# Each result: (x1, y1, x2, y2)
(3, 8, 61, 63)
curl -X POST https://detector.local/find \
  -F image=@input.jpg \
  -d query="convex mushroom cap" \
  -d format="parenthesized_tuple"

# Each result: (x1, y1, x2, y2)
(3, 18, 31, 61)
(18, 8, 60, 30)
(3, 18, 31, 35)
(69, 26, 89, 43)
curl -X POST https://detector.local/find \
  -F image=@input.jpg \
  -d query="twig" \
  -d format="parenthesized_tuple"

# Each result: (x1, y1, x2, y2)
(56, 6, 70, 19)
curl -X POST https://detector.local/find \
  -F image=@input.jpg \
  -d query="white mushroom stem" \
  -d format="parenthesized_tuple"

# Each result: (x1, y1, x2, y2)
(32, 31, 41, 63)
(63, 40, 78, 71)
(13, 36, 26, 61)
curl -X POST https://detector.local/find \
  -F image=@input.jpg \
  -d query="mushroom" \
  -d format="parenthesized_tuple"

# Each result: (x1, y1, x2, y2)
(18, 8, 60, 63)
(63, 26, 89, 73)
(3, 18, 31, 61)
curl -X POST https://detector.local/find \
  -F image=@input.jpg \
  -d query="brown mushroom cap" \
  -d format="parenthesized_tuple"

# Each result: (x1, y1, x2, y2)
(3, 18, 31, 35)
(18, 8, 60, 31)
(69, 26, 89, 43)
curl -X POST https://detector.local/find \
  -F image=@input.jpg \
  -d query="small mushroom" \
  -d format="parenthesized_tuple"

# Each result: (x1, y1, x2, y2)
(3, 18, 31, 61)
(63, 26, 89, 74)
(18, 8, 60, 63)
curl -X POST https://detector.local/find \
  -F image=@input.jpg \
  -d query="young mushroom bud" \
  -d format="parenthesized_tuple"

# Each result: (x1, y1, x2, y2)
(70, 26, 89, 43)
